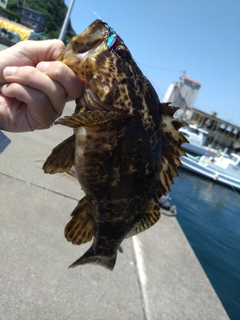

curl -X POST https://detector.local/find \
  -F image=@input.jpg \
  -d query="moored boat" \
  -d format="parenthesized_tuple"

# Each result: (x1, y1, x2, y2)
(180, 153, 240, 190)
(179, 125, 217, 157)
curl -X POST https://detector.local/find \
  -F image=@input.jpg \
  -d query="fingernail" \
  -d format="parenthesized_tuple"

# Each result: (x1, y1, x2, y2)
(37, 61, 50, 71)
(4, 66, 17, 77)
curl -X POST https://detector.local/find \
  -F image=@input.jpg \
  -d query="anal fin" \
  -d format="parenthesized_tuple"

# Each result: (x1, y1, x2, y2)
(126, 197, 160, 238)
(55, 110, 121, 128)
(65, 196, 94, 245)
(43, 134, 75, 174)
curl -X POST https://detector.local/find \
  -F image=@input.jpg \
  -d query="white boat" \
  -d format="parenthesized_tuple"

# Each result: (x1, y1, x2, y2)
(180, 152, 240, 190)
(179, 125, 217, 157)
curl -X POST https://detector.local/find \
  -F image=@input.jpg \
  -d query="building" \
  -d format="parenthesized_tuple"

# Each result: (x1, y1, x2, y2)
(0, 2, 46, 33)
(163, 74, 201, 118)
(20, 7, 46, 33)
(188, 108, 240, 152)
(163, 75, 240, 152)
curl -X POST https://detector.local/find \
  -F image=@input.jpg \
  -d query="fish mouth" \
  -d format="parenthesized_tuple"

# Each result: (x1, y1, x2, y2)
(59, 20, 132, 119)
(70, 19, 110, 54)
(59, 20, 120, 114)
(58, 20, 109, 68)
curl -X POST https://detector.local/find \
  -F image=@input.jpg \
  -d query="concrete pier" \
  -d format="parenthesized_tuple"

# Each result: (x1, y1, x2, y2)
(0, 42, 228, 319)
(0, 101, 229, 320)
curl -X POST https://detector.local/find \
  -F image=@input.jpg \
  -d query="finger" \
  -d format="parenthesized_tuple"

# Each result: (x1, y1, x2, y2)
(3, 66, 66, 116)
(6, 40, 64, 65)
(0, 40, 65, 84)
(21, 39, 65, 62)
(0, 82, 59, 130)
(36, 61, 84, 101)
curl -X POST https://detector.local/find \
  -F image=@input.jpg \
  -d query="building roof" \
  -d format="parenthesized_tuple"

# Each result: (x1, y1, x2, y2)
(183, 77, 201, 87)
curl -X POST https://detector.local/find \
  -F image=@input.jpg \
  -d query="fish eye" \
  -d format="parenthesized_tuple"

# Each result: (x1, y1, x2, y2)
(115, 46, 129, 60)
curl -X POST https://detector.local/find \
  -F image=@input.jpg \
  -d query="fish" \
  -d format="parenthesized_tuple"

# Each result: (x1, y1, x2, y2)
(43, 19, 188, 270)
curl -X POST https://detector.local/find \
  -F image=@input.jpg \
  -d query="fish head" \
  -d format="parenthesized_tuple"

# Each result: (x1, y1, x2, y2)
(58, 19, 151, 117)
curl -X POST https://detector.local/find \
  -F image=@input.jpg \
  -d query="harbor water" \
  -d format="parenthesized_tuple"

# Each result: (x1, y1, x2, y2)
(170, 169, 240, 320)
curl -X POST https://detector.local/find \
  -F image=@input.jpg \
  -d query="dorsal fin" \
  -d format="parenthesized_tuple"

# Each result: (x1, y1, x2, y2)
(157, 103, 188, 197)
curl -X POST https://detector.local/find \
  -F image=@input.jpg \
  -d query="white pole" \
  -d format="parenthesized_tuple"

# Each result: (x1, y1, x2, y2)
(58, 0, 75, 40)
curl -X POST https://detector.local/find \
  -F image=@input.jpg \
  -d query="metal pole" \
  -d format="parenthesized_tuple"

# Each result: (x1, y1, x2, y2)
(58, 0, 75, 40)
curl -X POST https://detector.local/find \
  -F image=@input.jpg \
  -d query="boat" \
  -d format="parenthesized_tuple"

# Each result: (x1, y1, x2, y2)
(179, 125, 217, 157)
(180, 152, 240, 190)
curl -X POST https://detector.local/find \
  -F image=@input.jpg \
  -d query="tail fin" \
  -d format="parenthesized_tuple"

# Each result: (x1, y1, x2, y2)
(68, 246, 117, 271)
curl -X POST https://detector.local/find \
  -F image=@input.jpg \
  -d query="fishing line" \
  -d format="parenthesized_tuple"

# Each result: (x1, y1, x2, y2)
(137, 61, 165, 101)
(137, 60, 184, 116)
(93, 11, 104, 21)
(139, 63, 184, 73)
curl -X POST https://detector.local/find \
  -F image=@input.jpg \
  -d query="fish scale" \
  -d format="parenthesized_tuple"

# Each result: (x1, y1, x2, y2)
(43, 20, 188, 270)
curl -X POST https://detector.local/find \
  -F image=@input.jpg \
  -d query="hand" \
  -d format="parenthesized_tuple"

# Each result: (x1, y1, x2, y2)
(0, 40, 83, 132)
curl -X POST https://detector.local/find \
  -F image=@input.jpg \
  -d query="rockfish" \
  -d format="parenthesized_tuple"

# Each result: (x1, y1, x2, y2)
(43, 20, 187, 270)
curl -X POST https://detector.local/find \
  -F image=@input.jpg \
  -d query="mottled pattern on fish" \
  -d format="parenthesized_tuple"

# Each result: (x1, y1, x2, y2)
(43, 20, 187, 270)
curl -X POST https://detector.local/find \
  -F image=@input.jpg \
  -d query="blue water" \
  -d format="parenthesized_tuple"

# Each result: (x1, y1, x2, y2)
(170, 169, 240, 320)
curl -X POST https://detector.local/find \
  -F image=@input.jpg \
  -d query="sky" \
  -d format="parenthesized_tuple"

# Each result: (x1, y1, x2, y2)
(64, 0, 240, 126)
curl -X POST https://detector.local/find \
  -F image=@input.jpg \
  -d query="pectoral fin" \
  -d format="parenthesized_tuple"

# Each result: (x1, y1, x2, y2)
(55, 110, 121, 128)
(126, 197, 160, 238)
(43, 135, 75, 174)
(65, 196, 94, 245)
